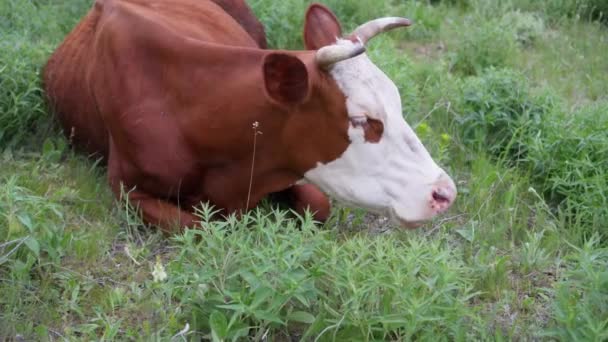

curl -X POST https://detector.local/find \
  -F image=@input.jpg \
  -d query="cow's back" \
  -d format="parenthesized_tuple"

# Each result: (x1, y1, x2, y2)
(112, 0, 261, 47)
(43, 3, 108, 157)
(43, 0, 265, 158)
(211, 0, 267, 48)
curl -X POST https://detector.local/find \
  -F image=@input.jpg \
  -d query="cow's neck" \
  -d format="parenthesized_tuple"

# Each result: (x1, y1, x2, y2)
(169, 46, 307, 211)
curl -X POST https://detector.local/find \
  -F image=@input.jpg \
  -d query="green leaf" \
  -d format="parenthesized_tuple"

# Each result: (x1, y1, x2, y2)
(42, 138, 62, 162)
(301, 309, 324, 341)
(287, 311, 316, 324)
(238, 270, 261, 290)
(209, 311, 228, 340)
(216, 304, 246, 313)
(74, 323, 99, 334)
(253, 310, 284, 325)
(381, 290, 394, 315)
(34, 325, 49, 340)
(24, 236, 40, 257)
(294, 293, 310, 308)
(55, 138, 67, 154)
(230, 327, 250, 342)
(211, 330, 222, 342)
(456, 227, 475, 242)
(250, 286, 274, 310)
(17, 213, 33, 231)
(7, 214, 25, 236)
(71, 284, 80, 302)
(226, 321, 249, 341)
(42, 138, 55, 156)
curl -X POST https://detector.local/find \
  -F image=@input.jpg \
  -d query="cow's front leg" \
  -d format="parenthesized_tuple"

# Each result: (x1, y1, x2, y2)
(110, 182, 197, 233)
(285, 184, 331, 223)
(107, 140, 198, 233)
(120, 189, 198, 233)
(108, 170, 197, 233)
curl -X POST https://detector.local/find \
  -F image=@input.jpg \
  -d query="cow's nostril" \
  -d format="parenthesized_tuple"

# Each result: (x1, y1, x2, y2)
(430, 174, 457, 212)
(432, 189, 451, 204)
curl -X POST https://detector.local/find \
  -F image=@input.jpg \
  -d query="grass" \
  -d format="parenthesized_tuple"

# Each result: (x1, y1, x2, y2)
(1, 0, 608, 340)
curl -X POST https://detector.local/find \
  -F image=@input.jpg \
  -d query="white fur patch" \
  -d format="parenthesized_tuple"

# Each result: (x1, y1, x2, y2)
(304, 39, 454, 225)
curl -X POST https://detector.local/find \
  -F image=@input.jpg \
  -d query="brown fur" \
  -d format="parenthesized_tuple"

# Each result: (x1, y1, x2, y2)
(43, 0, 351, 232)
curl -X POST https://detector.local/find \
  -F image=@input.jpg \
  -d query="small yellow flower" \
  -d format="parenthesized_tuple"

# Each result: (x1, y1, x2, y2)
(417, 122, 430, 136)
(440, 133, 451, 144)
(152, 256, 167, 283)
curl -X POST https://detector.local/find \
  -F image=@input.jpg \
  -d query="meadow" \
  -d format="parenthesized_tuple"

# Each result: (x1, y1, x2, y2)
(1, 0, 607, 340)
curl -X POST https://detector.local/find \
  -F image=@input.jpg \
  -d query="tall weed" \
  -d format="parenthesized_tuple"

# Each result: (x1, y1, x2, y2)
(543, 236, 608, 340)
(501, 10, 545, 48)
(0, 0, 90, 147)
(455, 68, 555, 162)
(449, 15, 518, 75)
(453, 68, 607, 243)
(169, 207, 480, 340)
(526, 101, 608, 242)
(0, 37, 50, 147)
(511, 0, 608, 24)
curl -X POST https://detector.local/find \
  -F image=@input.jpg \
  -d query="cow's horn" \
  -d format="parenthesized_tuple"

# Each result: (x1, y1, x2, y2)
(315, 41, 366, 69)
(350, 17, 412, 45)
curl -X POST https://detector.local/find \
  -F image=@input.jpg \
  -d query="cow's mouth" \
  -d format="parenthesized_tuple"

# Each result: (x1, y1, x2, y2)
(396, 218, 424, 229)
(388, 208, 425, 229)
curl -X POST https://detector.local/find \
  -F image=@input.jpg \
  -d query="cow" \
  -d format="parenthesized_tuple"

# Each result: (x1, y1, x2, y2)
(43, 0, 457, 233)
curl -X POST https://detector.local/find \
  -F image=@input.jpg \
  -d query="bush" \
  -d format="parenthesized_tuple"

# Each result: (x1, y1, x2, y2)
(455, 68, 555, 162)
(0, 151, 114, 269)
(449, 16, 518, 75)
(0, 36, 50, 147)
(249, 0, 414, 49)
(0, 0, 91, 148)
(318, 0, 394, 30)
(453, 69, 606, 241)
(544, 237, 608, 340)
(426, 0, 470, 9)
(578, 0, 608, 23)
(501, 10, 545, 47)
(168, 207, 478, 340)
(398, 1, 445, 41)
(511, 0, 608, 24)
(455, 68, 607, 241)
(249, 0, 308, 49)
(526, 101, 608, 241)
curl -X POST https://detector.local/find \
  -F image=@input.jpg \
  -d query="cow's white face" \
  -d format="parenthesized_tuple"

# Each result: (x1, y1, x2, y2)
(304, 39, 456, 227)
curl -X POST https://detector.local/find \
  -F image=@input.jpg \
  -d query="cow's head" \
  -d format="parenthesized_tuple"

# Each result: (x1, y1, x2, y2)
(261, 3, 456, 228)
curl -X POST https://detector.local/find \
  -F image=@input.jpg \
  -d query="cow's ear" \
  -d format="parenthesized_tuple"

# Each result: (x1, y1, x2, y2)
(303, 3, 342, 50)
(263, 53, 309, 105)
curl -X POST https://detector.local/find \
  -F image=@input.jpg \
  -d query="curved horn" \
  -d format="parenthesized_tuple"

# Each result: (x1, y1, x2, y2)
(350, 17, 412, 45)
(315, 41, 366, 69)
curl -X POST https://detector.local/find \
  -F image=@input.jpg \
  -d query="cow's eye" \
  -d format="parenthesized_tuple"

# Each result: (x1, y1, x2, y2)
(350, 114, 384, 143)
(350, 115, 367, 127)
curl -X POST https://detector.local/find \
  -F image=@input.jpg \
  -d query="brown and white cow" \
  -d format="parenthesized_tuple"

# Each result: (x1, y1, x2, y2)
(43, 0, 456, 233)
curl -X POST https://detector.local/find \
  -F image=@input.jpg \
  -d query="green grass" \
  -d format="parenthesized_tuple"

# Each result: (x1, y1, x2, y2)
(2, 0, 608, 340)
